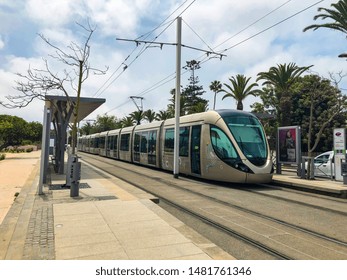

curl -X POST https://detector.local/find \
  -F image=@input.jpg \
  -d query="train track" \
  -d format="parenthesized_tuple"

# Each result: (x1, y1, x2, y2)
(80, 152, 347, 260)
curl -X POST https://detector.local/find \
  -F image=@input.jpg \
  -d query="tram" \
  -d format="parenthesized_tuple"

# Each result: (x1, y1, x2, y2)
(78, 110, 273, 183)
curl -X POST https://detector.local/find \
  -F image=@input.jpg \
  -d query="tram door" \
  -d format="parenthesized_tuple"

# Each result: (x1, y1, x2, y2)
(191, 125, 201, 175)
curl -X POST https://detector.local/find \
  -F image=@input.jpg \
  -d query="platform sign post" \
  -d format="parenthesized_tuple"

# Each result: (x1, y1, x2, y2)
(333, 128, 346, 181)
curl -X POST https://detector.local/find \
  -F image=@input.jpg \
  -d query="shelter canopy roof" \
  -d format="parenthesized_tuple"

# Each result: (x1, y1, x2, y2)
(45, 95, 105, 123)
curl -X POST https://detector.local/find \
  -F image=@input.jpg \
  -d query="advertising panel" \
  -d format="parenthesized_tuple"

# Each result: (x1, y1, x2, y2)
(278, 126, 300, 164)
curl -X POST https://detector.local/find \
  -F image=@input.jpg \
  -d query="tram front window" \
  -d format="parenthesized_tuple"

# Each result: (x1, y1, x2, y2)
(210, 126, 240, 165)
(222, 114, 267, 166)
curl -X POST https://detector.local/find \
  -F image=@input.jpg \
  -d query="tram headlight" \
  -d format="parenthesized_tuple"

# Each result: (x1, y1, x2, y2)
(234, 162, 254, 173)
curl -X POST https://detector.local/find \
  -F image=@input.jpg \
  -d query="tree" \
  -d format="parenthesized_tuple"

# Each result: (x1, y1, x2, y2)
(79, 121, 94, 136)
(220, 74, 260, 110)
(209, 80, 222, 110)
(143, 109, 156, 123)
(182, 60, 208, 114)
(167, 88, 187, 117)
(303, 0, 347, 36)
(257, 63, 312, 126)
(0, 22, 107, 173)
(92, 114, 119, 132)
(0, 115, 42, 150)
(26, 121, 43, 144)
(292, 74, 347, 151)
(155, 110, 173, 120)
(0, 115, 27, 149)
(130, 110, 144, 125)
(190, 102, 208, 113)
(291, 74, 347, 179)
(121, 116, 135, 128)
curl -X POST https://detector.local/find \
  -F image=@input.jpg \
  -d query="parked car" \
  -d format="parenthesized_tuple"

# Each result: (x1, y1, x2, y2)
(305, 151, 334, 178)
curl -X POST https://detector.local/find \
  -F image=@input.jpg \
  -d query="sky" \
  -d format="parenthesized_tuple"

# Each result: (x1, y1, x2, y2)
(1, 0, 347, 124)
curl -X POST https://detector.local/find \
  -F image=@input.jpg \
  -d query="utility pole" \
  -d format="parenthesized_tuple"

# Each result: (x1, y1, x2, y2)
(173, 16, 182, 178)
(117, 17, 225, 179)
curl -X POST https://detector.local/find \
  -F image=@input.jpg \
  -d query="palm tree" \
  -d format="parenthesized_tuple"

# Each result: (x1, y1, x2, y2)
(79, 121, 93, 135)
(129, 110, 144, 125)
(190, 102, 209, 114)
(220, 74, 260, 111)
(257, 63, 311, 126)
(303, 0, 347, 35)
(209, 80, 222, 110)
(143, 109, 156, 123)
(121, 116, 134, 128)
(155, 110, 173, 120)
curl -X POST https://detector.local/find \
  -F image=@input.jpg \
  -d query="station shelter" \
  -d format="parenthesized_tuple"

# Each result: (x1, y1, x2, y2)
(39, 95, 105, 194)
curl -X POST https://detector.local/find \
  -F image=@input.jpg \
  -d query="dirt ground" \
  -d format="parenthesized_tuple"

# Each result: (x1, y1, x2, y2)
(0, 150, 41, 224)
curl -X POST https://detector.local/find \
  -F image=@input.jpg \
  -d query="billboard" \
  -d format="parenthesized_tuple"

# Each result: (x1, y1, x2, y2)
(277, 126, 300, 164)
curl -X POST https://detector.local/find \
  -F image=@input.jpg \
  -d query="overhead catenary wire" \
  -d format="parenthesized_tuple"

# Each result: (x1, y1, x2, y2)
(92, 0, 196, 98)
(105, 0, 324, 115)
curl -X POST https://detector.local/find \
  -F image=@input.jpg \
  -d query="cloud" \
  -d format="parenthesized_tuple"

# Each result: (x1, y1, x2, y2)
(0, 35, 4, 49)
(25, 0, 77, 27)
(1, 0, 346, 123)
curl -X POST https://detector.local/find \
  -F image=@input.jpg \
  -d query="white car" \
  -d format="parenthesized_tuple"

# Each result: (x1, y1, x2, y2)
(306, 151, 334, 178)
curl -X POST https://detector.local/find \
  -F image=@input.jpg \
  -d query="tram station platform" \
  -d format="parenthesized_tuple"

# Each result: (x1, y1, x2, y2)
(1, 151, 347, 260)
(0, 151, 233, 260)
(272, 172, 347, 198)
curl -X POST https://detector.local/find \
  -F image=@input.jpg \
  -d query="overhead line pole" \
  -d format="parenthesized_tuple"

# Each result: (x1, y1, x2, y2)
(117, 17, 225, 179)
(174, 16, 182, 178)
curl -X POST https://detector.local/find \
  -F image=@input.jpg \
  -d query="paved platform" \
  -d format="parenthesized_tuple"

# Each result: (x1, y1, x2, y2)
(1, 152, 347, 260)
(0, 152, 233, 260)
(272, 172, 347, 198)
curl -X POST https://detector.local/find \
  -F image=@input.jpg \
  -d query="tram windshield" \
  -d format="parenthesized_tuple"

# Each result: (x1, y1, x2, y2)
(222, 114, 268, 166)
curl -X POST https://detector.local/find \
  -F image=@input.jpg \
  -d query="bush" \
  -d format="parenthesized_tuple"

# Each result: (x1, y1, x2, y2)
(0, 153, 6, 161)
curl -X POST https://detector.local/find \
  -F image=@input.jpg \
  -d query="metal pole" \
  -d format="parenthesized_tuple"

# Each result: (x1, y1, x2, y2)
(38, 106, 51, 194)
(173, 17, 182, 178)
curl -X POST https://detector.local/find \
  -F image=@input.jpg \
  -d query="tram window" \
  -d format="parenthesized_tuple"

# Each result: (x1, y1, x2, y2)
(148, 131, 157, 155)
(164, 129, 174, 153)
(99, 137, 105, 149)
(141, 132, 148, 153)
(114, 135, 118, 151)
(120, 134, 130, 151)
(223, 115, 268, 166)
(164, 127, 189, 156)
(108, 136, 114, 150)
(134, 133, 140, 152)
(179, 127, 189, 157)
(224, 115, 267, 166)
(210, 126, 239, 162)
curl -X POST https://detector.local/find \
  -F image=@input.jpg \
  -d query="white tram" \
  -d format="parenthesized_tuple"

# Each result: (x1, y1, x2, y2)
(78, 110, 273, 183)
